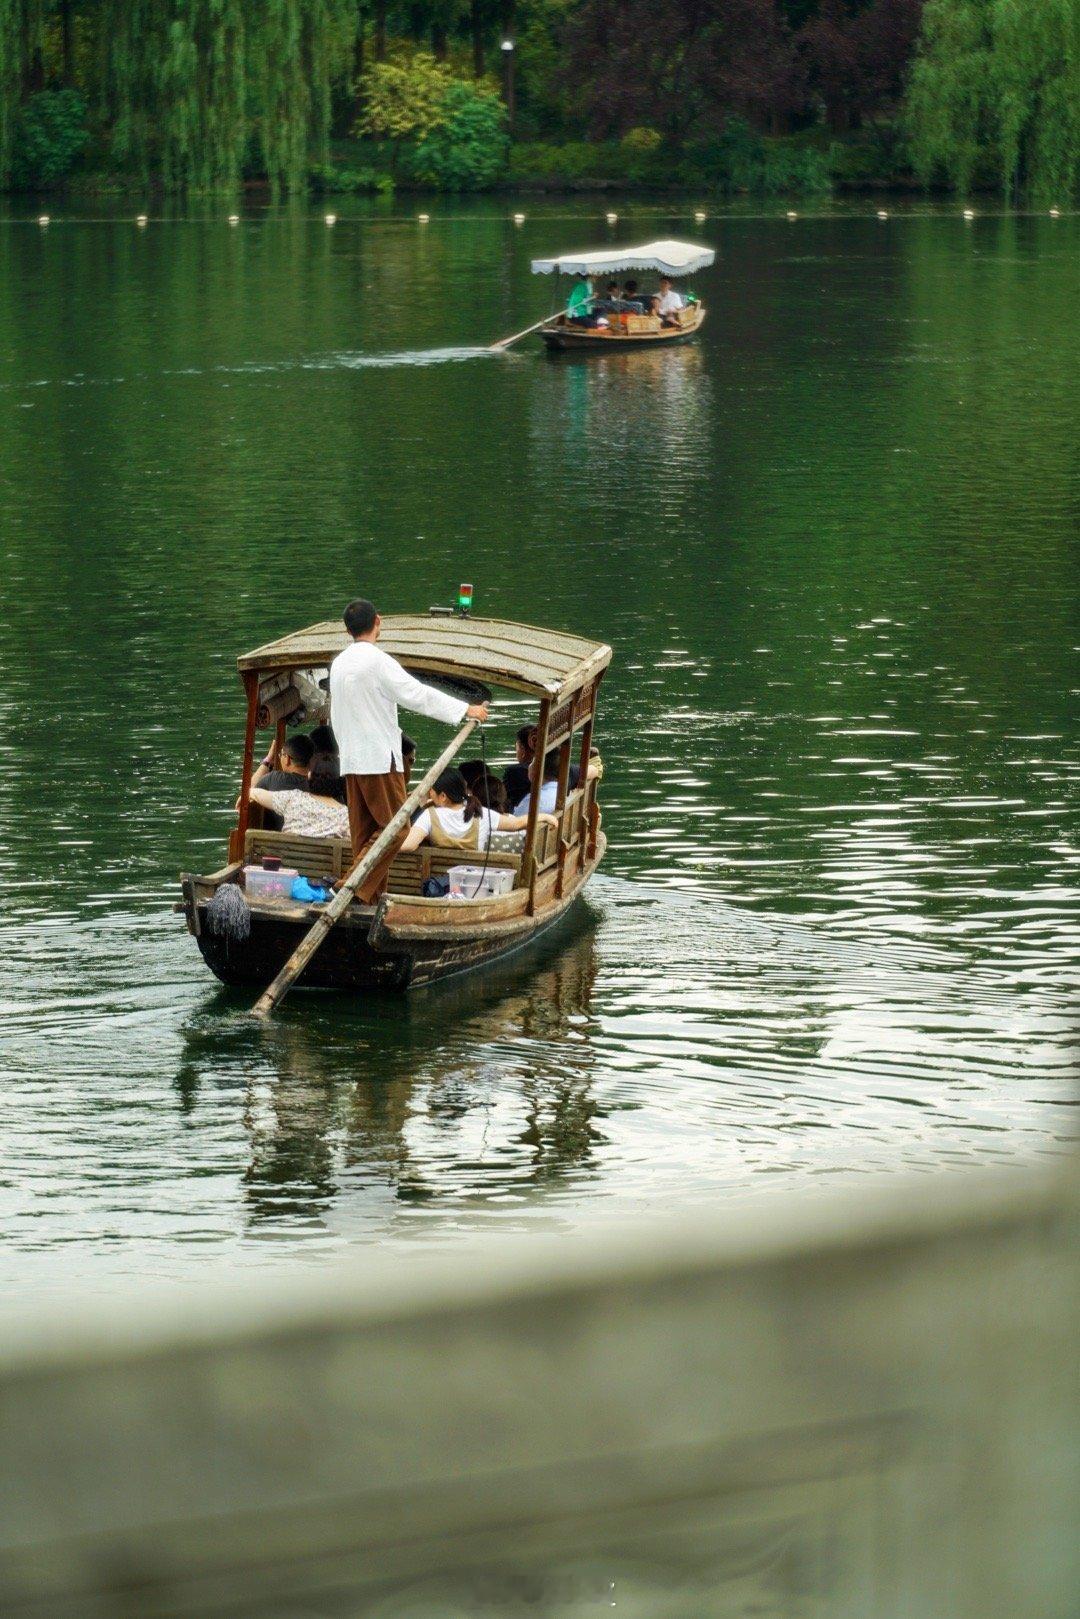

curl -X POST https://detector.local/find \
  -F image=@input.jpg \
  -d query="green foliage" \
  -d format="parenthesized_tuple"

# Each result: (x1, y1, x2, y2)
(621, 125, 662, 155)
(681, 120, 833, 193)
(906, 0, 1080, 200)
(406, 78, 507, 189)
(309, 161, 394, 194)
(356, 54, 453, 144)
(10, 88, 88, 188)
(0, 0, 1067, 197)
(507, 138, 617, 180)
(507, 124, 834, 194)
(507, 138, 667, 183)
(826, 122, 909, 188)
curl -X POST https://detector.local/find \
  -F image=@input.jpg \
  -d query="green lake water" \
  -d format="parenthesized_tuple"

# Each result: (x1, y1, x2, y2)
(0, 199, 1076, 1297)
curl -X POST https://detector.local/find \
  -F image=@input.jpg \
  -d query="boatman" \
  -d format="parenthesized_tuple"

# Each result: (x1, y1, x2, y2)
(330, 598, 489, 902)
(566, 274, 594, 325)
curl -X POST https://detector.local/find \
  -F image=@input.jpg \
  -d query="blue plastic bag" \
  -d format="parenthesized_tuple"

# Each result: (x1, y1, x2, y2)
(291, 876, 330, 904)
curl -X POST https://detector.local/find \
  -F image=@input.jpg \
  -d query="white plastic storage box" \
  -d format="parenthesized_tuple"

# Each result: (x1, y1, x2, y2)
(447, 865, 515, 900)
(478, 866, 515, 897)
(244, 865, 299, 901)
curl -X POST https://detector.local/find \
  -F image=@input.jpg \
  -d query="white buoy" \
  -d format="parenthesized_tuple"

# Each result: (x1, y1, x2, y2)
(513, 212, 525, 224)
(606, 211, 618, 224)
(228, 214, 240, 225)
(877, 209, 889, 219)
(136, 214, 148, 227)
(418, 213, 430, 223)
(1049, 207, 1060, 217)
(963, 208, 975, 220)
(324, 213, 336, 226)
(37, 214, 50, 227)
(694, 210, 706, 223)
(786, 210, 797, 220)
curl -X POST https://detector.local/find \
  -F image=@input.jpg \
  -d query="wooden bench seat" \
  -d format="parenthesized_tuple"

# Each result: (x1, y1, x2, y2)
(387, 847, 521, 896)
(244, 829, 349, 879)
(243, 829, 523, 896)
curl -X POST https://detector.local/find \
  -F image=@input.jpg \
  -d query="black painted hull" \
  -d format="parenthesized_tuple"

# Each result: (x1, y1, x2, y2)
(192, 893, 582, 995)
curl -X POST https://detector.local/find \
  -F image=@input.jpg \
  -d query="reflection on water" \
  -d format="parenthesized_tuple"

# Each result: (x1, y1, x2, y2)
(0, 206, 1075, 1294)
(0, 868, 1073, 1292)
(230, 913, 603, 1236)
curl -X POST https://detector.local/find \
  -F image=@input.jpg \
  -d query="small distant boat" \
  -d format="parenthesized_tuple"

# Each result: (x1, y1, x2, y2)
(530, 238, 713, 351)
(180, 614, 612, 994)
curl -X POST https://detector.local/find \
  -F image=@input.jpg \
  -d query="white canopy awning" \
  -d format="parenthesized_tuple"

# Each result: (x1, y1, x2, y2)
(530, 238, 715, 278)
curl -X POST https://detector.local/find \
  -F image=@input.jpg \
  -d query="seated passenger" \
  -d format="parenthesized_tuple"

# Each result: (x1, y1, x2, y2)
(474, 770, 509, 814)
(309, 722, 337, 755)
(253, 732, 314, 793)
(459, 759, 488, 790)
(399, 768, 554, 855)
(241, 750, 350, 840)
(504, 725, 583, 809)
(460, 763, 510, 814)
(401, 732, 417, 785)
(252, 732, 313, 830)
(655, 275, 685, 326)
(513, 747, 601, 817)
(621, 278, 645, 313)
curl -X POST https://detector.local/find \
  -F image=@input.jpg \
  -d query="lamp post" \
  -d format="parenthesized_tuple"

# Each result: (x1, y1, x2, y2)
(501, 38, 515, 132)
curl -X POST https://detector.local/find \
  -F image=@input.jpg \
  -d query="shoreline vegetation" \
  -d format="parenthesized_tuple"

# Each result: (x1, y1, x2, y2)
(2, 3, 1076, 204)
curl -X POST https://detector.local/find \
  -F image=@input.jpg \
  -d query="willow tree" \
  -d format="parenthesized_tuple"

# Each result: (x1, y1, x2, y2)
(0, 0, 46, 179)
(249, 0, 356, 191)
(907, 0, 1080, 200)
(98, 0, 356, 190)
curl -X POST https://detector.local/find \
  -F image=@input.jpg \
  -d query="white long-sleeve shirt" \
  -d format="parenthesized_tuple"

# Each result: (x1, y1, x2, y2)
(329, 639, 468, 775)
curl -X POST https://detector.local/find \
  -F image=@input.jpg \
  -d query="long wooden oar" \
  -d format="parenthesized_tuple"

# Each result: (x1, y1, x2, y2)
(251, 718, 478, 1019)
(489, 312, 558, 351)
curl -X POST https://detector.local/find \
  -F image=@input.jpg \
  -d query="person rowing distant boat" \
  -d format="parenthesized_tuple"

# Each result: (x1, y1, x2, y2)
(520, 239, 714, 351)
(566, 275, 595, 325)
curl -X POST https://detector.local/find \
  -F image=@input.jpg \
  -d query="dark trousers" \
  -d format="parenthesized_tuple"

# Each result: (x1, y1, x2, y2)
(344, 770, 407, 902)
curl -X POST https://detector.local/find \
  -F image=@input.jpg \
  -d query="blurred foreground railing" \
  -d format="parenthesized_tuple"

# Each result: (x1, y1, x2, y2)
(1, 1166, 1076, 1618)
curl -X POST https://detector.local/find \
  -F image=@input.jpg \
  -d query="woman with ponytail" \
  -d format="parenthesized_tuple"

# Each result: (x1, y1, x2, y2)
(399, 767, 555, 855)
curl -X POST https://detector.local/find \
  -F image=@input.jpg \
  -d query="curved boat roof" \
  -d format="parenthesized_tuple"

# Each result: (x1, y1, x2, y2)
(531, 238, 715, 277)
(238, 615, 612, 700)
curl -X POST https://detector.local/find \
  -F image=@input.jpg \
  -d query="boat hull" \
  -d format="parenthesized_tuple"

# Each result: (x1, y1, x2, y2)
(184, 837, 605, 996)
(540, 307, 705, 351)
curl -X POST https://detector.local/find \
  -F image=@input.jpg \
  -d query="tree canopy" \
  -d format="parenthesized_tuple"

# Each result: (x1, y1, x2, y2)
(0, 0, 1075, 195)
(906, 0, 1079, 199)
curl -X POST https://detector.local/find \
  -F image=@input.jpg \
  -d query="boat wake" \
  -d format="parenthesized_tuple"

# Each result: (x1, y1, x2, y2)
(235, 346, 497, 374)
(0, 346, 498, 395)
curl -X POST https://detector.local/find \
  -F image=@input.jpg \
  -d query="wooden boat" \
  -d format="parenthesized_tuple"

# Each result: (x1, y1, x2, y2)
(540, 303, 706, 351)
(179, 614, 612, 994)
(530, 237, 714, 352)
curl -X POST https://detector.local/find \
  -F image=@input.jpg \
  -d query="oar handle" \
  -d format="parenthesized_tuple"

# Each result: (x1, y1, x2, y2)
(251, 718, 479, 1018)
(489, 312, 559, 351)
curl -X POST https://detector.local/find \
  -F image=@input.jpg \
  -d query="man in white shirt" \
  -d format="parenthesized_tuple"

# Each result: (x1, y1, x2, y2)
(655, 276, 685, 326)
(330, 598, 488, 901)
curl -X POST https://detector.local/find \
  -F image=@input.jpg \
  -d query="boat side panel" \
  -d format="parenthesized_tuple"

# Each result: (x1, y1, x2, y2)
(188, 841, 604, 994)
(540, 308, 705, 350)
